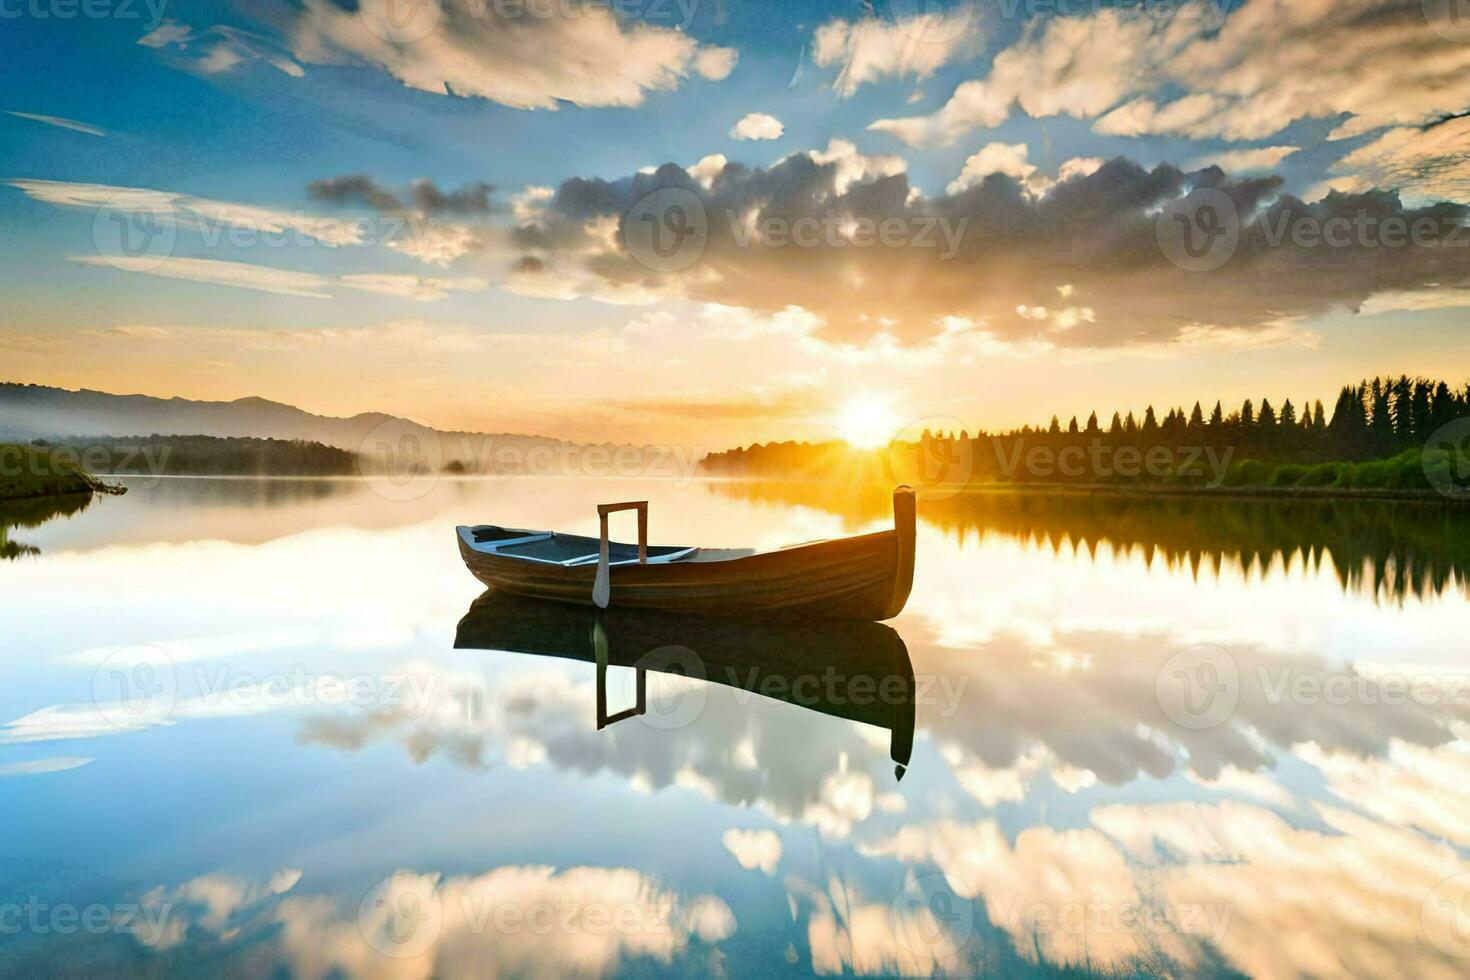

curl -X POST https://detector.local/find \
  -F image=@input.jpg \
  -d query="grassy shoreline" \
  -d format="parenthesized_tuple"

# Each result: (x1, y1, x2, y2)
(0, 443, 126, 504)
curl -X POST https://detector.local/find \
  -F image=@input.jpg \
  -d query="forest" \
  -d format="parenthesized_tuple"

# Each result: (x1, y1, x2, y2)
(701, 376, 1470, 494)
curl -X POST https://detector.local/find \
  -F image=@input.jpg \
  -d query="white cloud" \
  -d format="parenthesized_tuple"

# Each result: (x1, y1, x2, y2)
(813, 11, 980, 98)
(947, 141, 1035, 194)
(0, 757, 93, 776)
(802, 138, 906, 195)
(9, 178, 364, 248)
(730, 112, 783, 141)
(70, 255, 334, 299)
(1328, 116, 1470, 203)
(340, 273, 488, 301)
(869, 0, 1470, 158)
(288, 0, 737, 110)
(694, 46, 739, 81)
(66, 255, 486, 302)
(722, 828, 782, 875)
(6, 111, 106, 137)
(1185, 145, 1299, 174)
(137, 20, 192, 48)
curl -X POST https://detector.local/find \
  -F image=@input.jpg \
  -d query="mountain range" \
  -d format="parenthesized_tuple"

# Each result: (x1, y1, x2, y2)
(0, 383, 689, 477)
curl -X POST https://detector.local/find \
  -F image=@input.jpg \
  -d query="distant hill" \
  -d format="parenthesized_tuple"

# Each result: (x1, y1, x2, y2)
(0, 383, 691, 477)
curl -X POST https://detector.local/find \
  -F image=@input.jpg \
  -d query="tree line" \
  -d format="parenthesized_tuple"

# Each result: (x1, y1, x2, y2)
(701, 375, 1470, 481)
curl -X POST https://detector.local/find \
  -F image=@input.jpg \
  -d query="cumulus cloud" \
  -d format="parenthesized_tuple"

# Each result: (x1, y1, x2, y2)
(730, 112, 783, 141)
(506, 150, 1470, 349)
(946, 141, 1035, 195)
(287, 0, 736, 110)
(813, 11, 980, 97)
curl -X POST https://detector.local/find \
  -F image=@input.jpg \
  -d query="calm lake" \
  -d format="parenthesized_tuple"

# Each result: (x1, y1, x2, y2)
(3, 477, 1470, 977)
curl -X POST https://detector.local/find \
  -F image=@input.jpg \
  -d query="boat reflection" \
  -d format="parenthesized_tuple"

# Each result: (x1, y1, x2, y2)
(455, 590, 916, 777)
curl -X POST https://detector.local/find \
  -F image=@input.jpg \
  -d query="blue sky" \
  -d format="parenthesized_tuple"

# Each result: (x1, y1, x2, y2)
(3, 0, 1469, 443)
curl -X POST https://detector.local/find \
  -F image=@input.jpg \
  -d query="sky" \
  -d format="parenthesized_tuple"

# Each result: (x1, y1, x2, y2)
(2, 0, 1470, 448)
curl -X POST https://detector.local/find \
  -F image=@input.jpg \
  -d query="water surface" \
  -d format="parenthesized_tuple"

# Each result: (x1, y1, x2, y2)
(3, 477, 1469, 977)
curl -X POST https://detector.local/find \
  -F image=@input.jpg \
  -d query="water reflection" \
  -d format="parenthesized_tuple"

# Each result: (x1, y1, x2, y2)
(4, 476, 1470, 977)
(454, 590, 916, 776)
(712, 479, 1470, 602)
(0, 494, 90, 559)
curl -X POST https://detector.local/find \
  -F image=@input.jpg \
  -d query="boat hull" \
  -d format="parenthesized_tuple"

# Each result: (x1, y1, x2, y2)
(458, 487, 916, 621)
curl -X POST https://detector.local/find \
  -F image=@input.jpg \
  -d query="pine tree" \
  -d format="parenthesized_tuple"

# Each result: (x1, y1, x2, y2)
(1109, 412, 1123, 435)
(1142, 406, 1159, 433)
(1258, 398, 1277, 429)
(1241, 399, 1255, 427)
(1189, 401, 1204, 430)
(1210, 401, 1224, 427)
(1067, 416, 1080, 434)
(1086, 411, 1100, 434)
(1280, 398, 1296, 427)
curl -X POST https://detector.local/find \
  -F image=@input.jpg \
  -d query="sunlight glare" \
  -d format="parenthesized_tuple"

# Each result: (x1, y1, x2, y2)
(835, 396, 897, 449)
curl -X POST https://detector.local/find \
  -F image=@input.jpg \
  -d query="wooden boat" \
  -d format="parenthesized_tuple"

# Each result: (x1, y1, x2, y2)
(456, 485, 915, 621)
(454, 590, 914, 777)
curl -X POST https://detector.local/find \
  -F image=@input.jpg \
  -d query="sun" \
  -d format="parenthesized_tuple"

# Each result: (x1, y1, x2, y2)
(835, 396, 897, 449)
